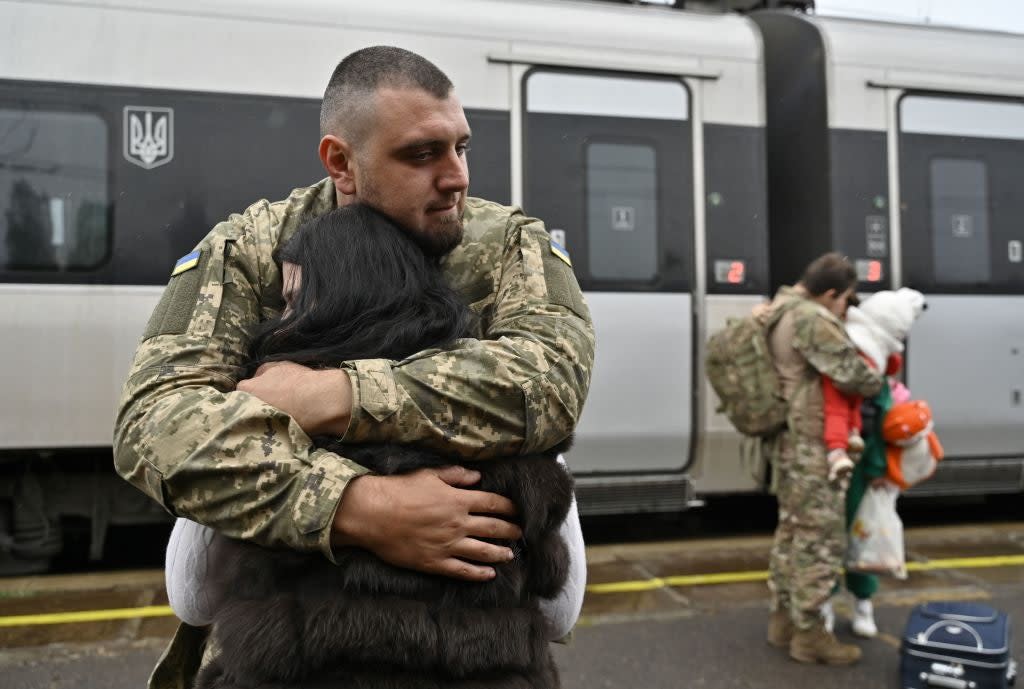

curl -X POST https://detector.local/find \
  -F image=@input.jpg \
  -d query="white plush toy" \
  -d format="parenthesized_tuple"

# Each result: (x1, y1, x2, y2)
(844, 287, 927, 371)
(844, 287, 939, 489)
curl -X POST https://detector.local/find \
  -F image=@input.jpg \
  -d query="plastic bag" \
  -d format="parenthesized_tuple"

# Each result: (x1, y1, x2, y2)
(846, 482, 907, 579)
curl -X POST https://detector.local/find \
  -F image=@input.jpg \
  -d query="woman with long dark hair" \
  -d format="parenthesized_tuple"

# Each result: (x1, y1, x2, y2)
(167, 204, 584, 689)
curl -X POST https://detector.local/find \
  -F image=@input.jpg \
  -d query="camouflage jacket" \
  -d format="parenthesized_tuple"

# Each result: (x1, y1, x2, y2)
(766, 286, 882, 442)
(114, 178, 595, 562)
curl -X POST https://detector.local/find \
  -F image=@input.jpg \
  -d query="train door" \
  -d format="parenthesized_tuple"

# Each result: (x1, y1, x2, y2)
(897, 94, 1024, 475)
(522, 70, 694, 478)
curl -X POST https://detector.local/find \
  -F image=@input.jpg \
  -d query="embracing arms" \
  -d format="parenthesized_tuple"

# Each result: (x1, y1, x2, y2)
(114, 183, 594, 575)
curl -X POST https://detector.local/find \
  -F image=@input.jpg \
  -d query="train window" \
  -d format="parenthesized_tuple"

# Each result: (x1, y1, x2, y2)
(899, 95, 1024, 293)
(929, 158, 989, 285)
(523, 70, 693, 292)
(0, 108, 109, 271)
(585, 141, 658, 281)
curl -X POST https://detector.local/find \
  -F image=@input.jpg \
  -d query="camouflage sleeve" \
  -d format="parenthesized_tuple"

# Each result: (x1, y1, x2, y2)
(114, 197, 367, 562)
(339, 207, 595, 457)
(791, 312, 882, 399)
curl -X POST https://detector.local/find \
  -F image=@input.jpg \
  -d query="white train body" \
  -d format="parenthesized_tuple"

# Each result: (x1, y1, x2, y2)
(0, 0, 1020, 552)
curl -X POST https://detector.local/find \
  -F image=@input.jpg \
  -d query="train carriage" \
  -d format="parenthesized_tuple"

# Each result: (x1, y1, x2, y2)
(753, 11, 1024, 496)
(0, 0, 769, 569)
(0, 0, 1021, 571)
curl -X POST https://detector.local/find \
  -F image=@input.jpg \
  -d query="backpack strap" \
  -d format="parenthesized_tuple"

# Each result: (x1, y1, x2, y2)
(759, 296, 803, 332)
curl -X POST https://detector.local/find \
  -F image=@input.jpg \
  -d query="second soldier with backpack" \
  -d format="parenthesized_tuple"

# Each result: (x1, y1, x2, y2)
(761, 253, 882, 664)
(708, 253, 882, 665)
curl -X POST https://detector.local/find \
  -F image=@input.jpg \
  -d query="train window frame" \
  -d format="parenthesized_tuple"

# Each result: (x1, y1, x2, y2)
(896, 91, 1024, 295)
(583, 136, 661, 283)
(927, 155, 991, 287)
(0, 98, 113, 274)
(521, 67, 694, 293)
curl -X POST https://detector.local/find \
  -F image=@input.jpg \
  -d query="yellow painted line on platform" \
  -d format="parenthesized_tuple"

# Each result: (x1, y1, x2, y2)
(3, 553, 1024, 628)
(588, 570, 768, 594)
(905, 554, 1024, 571)
(586, 553, 1024, 595)
(0, 605, 174, 627)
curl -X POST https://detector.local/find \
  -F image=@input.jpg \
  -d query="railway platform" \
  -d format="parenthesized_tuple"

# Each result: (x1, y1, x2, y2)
(1, 521, 1022, 688)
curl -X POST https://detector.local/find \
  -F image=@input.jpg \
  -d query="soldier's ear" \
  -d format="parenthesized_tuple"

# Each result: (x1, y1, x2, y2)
(319, 135, 357, 196)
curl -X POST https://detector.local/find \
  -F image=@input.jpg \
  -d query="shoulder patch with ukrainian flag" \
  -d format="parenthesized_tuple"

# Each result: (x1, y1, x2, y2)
(171, 250, 201, 276)
(549, 239, 572, 267)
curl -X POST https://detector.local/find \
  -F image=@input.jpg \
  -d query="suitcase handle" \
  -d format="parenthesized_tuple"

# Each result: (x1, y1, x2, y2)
(918, 620, 984, 650)
(921, 673, 973, 689)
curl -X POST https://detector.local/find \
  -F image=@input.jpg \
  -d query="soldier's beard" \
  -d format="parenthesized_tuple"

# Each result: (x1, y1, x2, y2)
(412, 213, 464, 257)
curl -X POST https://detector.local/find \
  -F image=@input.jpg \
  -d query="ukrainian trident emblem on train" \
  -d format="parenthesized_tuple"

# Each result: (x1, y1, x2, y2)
(123, 106, 174, 169)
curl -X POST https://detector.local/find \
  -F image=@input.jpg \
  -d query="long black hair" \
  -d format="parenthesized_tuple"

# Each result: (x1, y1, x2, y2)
(200, 204, 571, 689)
(249, 204, 475, 371)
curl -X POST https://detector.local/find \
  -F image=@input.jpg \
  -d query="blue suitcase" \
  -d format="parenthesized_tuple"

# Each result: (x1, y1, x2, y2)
(901, 601, 1017, 689)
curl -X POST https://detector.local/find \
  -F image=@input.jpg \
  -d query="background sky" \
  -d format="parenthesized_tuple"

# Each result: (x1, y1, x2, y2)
(814, 0, 1024, 34)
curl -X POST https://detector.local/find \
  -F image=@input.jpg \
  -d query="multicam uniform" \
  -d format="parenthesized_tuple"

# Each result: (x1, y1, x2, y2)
(113, 178, 595, 688)
(764, 286, 882, 630)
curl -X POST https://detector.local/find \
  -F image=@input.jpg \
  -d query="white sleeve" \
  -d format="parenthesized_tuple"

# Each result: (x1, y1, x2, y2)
(538, 455, 587, 641)
(165, 517, 221, 627)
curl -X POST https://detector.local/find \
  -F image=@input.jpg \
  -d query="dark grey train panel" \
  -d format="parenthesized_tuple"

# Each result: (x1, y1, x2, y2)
(750, 11, 831, 290)
(703, 124, 769, 295)
(524, 112, 693, 292)
(900, 132, 1024, 294)
(0, 80, 511, 285)
(464, 110, 511, 207)
(829, 129, 891, 290)
(0, 80, 323, 285)
(753, 11, 892, 291)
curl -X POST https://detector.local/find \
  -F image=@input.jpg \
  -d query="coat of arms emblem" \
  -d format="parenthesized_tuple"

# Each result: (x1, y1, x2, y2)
(123, 106, 174, 169)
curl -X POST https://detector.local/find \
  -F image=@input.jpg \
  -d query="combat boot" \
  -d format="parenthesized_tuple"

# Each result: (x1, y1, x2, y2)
(767, 609, 794, 648)
(789, 622, 862, 665)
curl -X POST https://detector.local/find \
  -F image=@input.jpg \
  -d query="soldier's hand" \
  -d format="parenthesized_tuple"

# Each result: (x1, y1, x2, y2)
(237, 361, 352, 436)
(331, 466, 522, 581)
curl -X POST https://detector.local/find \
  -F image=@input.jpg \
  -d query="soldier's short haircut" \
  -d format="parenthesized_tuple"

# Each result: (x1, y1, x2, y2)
(320, 46, 454, 139)
(800, 251, 857, 296)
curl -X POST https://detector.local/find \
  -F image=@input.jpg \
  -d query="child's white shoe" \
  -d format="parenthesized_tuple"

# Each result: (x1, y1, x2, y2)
(827, 450, 854, 483)
(852, 598, 877, 638)
(821, 599, 835, 633)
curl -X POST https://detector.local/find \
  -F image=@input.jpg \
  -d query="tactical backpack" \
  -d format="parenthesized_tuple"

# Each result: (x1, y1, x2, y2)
(706, 300, 799, 437)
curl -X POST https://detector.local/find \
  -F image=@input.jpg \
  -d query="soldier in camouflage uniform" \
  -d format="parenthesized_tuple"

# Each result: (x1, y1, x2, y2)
(113, 47, 594, 688)
(762, 253, 882, 665)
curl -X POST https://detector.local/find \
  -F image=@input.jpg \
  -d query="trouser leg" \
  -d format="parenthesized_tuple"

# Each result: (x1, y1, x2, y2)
(845, 570, 879, 601)
(785, 437, 847, 630)
(768, 435, 794, 613)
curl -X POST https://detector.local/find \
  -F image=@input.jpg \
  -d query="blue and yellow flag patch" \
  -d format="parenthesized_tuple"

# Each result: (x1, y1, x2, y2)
(549, 239, 572, 267)
(171, 250, 201, 276)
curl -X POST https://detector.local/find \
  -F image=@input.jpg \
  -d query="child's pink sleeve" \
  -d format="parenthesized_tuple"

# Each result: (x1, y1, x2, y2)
(890, 379, 912, 405)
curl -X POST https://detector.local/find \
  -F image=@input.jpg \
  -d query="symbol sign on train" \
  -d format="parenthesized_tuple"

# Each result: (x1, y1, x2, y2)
(123, 106, 174, 170)
(951, 214, 973, 239)
(865, 215, 888, 258)
(611, 206, 635, 232)
(1010, 240, 1023, 264)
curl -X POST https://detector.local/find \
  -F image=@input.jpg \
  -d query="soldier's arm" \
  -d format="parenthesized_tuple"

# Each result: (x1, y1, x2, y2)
(113, 205, 368, 558)
(792, 313, 883, 399)
(116, 195, 524, 576)
(338, 208, 595, 457)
